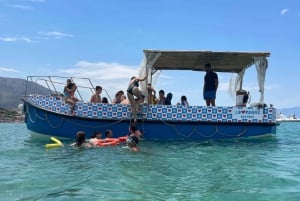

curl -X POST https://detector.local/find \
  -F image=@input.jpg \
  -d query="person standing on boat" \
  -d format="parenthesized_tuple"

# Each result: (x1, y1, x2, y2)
(127, 74, 147, 121)
(90, 86, 102, 103)
(203, 63, 218, 106)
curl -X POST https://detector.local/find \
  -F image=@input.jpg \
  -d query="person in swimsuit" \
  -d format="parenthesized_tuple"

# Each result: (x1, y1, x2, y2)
(90, 86, 102, 103)
(112, 90, 124, 104)
(126, 124, 142, 152)
(127, 74, 147, 121)
(63, 79, 72, 98)
(104, 130, 114, 138)
(71, 131, 92, 148)
(120, 95, 129, 104)
(65, 81, 78, 114)
(89, 130, 102, 147)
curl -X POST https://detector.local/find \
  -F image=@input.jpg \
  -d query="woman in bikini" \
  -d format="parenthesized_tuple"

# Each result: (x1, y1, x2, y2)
(126, 74, 147, 121)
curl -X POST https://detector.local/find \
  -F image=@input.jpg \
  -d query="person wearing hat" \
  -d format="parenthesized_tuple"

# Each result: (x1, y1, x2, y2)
(203, 63, 218, 106)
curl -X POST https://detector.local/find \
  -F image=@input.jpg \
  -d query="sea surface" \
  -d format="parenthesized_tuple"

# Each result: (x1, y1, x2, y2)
(1, 123, 300, 201)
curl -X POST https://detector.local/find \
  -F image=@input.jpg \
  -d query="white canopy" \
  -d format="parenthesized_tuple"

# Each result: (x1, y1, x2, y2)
(139, 50, 270, 104)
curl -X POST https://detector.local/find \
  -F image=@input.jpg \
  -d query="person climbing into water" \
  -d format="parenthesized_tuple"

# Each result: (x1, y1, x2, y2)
(127, 74, 148, 122)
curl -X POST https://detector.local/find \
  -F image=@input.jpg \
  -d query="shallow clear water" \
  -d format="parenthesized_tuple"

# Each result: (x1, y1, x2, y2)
(1, 122, 300, 201)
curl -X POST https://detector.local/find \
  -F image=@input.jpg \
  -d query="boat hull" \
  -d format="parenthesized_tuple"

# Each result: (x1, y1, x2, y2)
(22, 97, 277, 141)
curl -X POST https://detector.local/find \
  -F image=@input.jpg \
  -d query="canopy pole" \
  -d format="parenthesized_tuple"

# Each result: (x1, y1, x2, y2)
(139, 52, 161, 103)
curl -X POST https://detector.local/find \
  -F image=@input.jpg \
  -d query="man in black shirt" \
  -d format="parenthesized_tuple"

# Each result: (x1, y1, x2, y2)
(203, 63, 218, 106)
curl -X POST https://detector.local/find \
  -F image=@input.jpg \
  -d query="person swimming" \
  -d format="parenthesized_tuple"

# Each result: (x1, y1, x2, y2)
(126, 124, 141, 152)
(71, 131, 92, 148)
(126, 135, 140, 152)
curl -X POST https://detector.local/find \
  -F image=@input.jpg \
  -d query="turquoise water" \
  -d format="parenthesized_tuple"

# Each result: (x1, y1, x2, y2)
(1, 123, 300, 201)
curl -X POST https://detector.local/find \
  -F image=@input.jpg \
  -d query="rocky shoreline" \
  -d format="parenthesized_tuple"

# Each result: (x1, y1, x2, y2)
(0, 108, 25, 123)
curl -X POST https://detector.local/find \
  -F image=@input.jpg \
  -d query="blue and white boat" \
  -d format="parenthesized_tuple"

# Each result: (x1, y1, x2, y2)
(21, 50, 277, 140)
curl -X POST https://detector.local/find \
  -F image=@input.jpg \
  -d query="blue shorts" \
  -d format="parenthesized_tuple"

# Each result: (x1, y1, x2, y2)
(204, 90, 216, 100)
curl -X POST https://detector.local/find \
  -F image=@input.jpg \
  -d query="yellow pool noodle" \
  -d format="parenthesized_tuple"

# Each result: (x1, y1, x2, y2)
(45, 137, 63, 148)
(50, 137, 62, 145)
(45, 143, 62, 148)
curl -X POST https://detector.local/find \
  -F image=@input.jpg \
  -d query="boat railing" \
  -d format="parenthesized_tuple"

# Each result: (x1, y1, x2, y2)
(24, 76, 112, 102)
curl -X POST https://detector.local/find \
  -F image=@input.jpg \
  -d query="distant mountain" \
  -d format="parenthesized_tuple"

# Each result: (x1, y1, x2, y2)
(277, 107, 300, 118)
(0, 77, 49, 110)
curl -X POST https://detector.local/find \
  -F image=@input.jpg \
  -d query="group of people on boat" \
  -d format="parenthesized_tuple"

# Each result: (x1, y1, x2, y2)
(62, 77, 191, 113)
(70, 124, 142, 152)
(63, 62, 218, 119)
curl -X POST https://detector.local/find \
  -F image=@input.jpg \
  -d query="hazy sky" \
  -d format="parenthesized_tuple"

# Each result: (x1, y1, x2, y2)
(0, 0, 299, 108)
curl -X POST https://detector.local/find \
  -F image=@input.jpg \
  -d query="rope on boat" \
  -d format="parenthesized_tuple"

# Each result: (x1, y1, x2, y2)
(27, 105, 37, 123)
(45, 113, 64, 128)
(159, 120, 196, 138)
(194, 126, 218, 138)
(159, 119, 248, 138)
(34, 107, 47, 121)
(216, 126, 248, 137)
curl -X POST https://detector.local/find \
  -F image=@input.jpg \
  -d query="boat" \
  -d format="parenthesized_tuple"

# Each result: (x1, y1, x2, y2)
(21, 50, 278, 141)
(276, 113, 300, 122)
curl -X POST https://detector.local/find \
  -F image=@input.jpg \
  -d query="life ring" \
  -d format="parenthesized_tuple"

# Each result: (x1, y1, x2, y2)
(117, 136, 127, 143)
(97, 140, 118, 147)
(102, 138, 118, 143)
(45, 137, 63, 148)
(98, 138, 121, 144)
